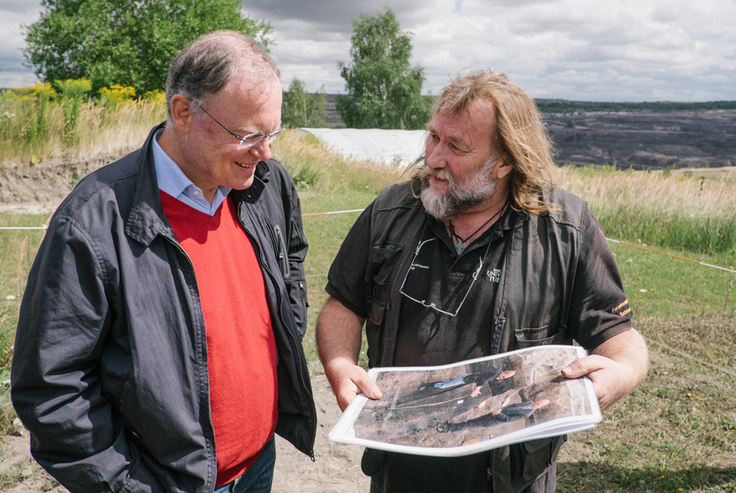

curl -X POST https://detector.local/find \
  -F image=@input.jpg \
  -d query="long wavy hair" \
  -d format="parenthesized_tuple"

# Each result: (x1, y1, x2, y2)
(411, 69, 556, 215)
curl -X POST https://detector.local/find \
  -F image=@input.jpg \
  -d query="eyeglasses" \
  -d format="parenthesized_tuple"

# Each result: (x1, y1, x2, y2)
(399, 237, 487, 317)
(195, 103, 285, 148)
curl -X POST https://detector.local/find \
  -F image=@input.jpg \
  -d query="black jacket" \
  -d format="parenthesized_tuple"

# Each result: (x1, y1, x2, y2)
(330, 179, 631, 493)
(11, 124, 317, 493)
(255, 159, 309, 338)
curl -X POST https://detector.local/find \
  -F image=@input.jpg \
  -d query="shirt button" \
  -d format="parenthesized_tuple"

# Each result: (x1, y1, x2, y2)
(193, 191, 200, 196)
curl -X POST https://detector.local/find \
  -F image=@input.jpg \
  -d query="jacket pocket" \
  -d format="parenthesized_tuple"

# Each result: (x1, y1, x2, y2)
(361, 448, 388, 477)
(288, 278, 309, 339)
(508, 436, 566, 490)
(365, 246, 402, 366)
(272, 224, 290, 278)
(513, 323, 565, 349)
(365, 246, 402, 326)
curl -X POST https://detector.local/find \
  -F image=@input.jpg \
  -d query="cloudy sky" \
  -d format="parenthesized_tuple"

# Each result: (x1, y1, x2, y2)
(2, 0, 735, 102)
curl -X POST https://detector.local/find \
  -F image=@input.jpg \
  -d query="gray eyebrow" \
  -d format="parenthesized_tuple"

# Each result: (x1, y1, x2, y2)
(427, 124, 470, 150)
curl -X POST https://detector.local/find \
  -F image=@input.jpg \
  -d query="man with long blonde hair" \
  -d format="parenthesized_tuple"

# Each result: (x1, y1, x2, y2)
(411, 69, 557, 218)
(317, 69, 647, 493)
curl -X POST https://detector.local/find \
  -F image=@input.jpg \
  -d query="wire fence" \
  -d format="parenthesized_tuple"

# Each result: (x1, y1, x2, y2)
(3, 207, 735, 382)
(299, 207, 736, 276)
(2, 207, 735, 276)
(0, 226, 47, 230)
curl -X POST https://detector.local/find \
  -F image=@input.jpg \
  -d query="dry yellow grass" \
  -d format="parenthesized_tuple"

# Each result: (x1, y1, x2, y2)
(552, 165, 736, 217)
(551, 165, 736, 253)
(73, 100, 166, 160)
(0, 97, 166, 165)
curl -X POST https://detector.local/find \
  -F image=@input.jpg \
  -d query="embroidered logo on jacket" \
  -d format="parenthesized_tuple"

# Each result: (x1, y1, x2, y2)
(612, 299, 632, 317)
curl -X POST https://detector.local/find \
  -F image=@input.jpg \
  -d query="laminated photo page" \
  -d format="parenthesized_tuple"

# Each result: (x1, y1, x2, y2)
(328, 345, 602, 457)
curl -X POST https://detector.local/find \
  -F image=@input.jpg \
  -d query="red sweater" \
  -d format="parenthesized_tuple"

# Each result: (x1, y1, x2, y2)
(160, 192, 278, 487)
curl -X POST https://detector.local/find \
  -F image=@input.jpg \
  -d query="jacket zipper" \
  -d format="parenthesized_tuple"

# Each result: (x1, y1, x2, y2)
(238, 204, 318, 459)
(161, 232, 220, 491)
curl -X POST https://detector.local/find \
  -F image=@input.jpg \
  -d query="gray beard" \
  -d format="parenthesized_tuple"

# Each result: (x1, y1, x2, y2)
(419, 157, 498, 221)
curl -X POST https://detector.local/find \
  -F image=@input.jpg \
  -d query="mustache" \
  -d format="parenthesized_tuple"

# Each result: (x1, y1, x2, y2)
(420, 166, 453, 183)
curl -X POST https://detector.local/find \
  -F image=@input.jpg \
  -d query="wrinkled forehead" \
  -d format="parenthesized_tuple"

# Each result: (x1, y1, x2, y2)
(204, 69, 281, 106)
(435, 94, 495, 120)
(428, 99, 497, 145)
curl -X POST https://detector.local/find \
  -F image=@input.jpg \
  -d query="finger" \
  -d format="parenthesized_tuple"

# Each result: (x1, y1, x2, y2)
(333, 368, 383, 411)
(560, 355, 604, 379)
(335, 388, 359, 412)
(352, 371, 383, 401)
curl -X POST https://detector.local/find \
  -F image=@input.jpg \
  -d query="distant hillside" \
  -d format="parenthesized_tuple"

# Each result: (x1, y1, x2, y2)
(534, 99, 736, 114)
(544, 110, 736, 169)
(321, 95, 736, 170)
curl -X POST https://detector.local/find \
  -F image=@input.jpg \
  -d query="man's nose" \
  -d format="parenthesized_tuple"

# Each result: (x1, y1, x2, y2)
(425, 144, 445, 169)
(248, 139, 272, 162)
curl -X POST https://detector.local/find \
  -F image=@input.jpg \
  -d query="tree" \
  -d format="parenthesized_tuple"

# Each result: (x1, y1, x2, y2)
(282, 78, 327, 128)
(23, 0, 272, 94)
(336, 7, 431, 130)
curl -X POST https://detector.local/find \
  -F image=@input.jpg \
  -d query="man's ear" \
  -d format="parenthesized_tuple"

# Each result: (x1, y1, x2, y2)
(495, 158, 513, 180)
(169, 94, 195, 134)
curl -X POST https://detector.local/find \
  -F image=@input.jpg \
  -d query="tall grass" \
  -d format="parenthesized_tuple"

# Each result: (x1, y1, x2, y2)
(0, 214, 47, 433)
(0, 86, 166, 165)
(554, 165, 736, 254)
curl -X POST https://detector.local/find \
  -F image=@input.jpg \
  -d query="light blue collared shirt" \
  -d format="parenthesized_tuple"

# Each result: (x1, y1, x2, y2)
(152, 129, 231, 216)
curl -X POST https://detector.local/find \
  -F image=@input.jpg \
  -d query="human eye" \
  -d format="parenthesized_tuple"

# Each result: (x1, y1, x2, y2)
(241, 131, 266, 146)
(268, 127, 286, 140)
(449, 142, 467, 154)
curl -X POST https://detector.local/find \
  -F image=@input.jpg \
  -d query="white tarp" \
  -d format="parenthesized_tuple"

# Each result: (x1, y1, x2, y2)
(299, 128, 427, 167)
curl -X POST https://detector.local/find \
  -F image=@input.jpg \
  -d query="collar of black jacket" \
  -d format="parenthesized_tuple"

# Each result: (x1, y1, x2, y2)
(255, 159, 272, 184)
(231, 173, 266, 204)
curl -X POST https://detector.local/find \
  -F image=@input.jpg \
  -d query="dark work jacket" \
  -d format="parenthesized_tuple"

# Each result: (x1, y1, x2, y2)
(11, 124, 317, 493)
(361, 180, 624, 493)
(256, 159, 309, 338)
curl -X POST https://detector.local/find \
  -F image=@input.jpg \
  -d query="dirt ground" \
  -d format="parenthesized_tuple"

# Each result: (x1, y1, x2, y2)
(0, 373, 369, 493)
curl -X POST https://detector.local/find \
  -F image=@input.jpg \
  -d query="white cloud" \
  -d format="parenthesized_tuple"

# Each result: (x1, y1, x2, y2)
(0, 5, 42, 88)
(2, 0, 735, 101)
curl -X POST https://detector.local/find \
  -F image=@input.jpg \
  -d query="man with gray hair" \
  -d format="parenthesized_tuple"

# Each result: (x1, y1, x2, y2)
(316, 69, 647, 492)
(12, 30, 316, 493)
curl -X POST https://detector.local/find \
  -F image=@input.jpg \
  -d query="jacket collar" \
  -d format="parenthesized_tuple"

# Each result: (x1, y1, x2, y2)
(231, 174, 265, 205)
(255, 158, 272, 184)
(124, 122, 270, 246)
(125, 122, 178, 246)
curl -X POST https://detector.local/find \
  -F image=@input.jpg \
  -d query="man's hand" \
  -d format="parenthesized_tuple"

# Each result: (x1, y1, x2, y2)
(316, 296, 383, 411)
(561, 328, 648, 410)
(323, 356, 383, 411)
(561, 353, 635, 410)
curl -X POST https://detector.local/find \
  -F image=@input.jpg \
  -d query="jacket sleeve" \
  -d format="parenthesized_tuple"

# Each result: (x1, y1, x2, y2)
(10, 218, 164, 493)
(568, 206, 633, 350)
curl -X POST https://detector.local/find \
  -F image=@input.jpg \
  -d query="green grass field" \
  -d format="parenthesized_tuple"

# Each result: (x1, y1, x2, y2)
(0, 130, 734, 491)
